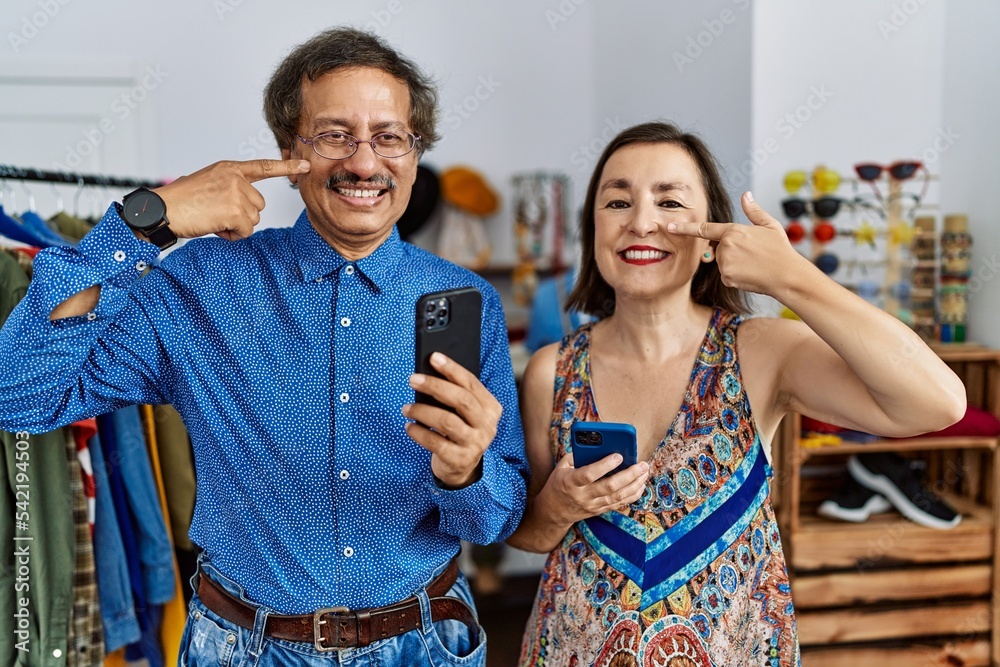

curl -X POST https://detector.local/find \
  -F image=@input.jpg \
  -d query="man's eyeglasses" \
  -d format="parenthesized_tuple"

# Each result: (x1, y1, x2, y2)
(297, 131, 421, 160)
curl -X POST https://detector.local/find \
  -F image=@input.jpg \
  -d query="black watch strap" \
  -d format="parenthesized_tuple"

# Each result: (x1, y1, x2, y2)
(145, 222, 177, 250)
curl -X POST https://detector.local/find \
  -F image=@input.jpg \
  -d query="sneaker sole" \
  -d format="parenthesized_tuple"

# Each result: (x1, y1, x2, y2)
(847, 456, 961, 530)
(817, 494, 892, 523)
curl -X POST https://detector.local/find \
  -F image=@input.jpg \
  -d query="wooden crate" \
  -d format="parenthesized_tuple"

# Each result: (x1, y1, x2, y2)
(775, 348, 1000, 663)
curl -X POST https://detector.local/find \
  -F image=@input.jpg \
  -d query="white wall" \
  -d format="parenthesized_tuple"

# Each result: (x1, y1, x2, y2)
(593, 0, 754, 220)
(751, 0, 946, 210)
(941, 2, 1000, 348)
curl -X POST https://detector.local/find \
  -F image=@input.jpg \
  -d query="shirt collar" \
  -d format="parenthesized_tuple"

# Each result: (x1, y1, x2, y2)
(291, 209, 404, 289)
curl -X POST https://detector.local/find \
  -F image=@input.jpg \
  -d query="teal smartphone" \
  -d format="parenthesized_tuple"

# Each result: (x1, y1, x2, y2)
(570, 421, 638, 477)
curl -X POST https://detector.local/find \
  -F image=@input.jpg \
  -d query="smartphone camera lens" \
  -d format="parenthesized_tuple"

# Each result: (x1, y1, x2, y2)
(437, 317, 448, 327)
(425, 303, 436, 314)
(590, 432, 602, 444)
(425, 317, 436, 329)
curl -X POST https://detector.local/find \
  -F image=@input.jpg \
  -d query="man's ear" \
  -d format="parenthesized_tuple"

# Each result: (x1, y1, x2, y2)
(281, 146, 302, 186)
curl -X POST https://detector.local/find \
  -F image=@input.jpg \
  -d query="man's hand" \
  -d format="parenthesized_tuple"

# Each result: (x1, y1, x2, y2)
(403, 352, 502, 489)
(153, 159, 310, 241)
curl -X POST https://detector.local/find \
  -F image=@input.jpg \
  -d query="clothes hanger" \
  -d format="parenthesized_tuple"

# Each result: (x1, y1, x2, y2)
(72, 177, 85, 219)
(51, 182, 65, 214)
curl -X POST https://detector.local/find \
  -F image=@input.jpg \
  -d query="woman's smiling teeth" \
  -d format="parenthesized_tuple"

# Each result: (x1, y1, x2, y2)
(622, 249, 669, 261)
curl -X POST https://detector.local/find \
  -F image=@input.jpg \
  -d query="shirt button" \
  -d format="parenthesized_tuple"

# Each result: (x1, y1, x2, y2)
(226, 634, 236, 645)
(339, 392, 349, 403)
(339, 469, 350, 480)
(340, 317, 351, 328)
(113, 250, 126, 262)
(343, 546, 354, 558)
(86, 312, 97, 322)
(134, 260, 148, 271)
(53, 649, 63, 658)
(345, 265, 355, 275)
(193, 610, 202, 620)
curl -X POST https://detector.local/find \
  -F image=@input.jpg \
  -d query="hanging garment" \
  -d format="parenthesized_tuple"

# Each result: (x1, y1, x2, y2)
(0, 248, 75, 667)
(63, 428, 104, 667)
(519, 309, 800, 667)
(96, 407, 175, 604)
(0, 205, 52, 247)
(49, 212, 94, 244)
(87, 431, 141, 651)
(70, 420, 98, 534)
(149, 404, 195, 552)
(95, 409, 170, 667)
(139, 404, 188, 667)
(20, 210, 73, 248)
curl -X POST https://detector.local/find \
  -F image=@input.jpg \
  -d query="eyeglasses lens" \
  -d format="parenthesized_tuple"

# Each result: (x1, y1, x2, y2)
(782, 199, 807, 219)
(889, 163, 919, 180)
(855, 165, 883, 181)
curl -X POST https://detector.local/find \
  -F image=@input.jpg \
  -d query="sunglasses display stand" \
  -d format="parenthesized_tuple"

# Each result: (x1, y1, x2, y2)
(910, 215, 937, 342)
(881, 178, 922, 331)
(939, 214, 972, 343)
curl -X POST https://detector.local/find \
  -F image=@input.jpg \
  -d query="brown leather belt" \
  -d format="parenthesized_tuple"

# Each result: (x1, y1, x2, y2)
(196, 558, 478, 651)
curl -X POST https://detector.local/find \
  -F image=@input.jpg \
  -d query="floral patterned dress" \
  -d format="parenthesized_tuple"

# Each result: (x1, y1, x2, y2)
(519, 308, 800, 667)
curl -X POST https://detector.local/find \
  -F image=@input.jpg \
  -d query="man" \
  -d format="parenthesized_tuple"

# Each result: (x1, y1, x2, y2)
(0, 28, 527, 665)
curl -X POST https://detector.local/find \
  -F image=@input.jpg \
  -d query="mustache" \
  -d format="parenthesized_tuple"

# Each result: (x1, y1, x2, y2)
(325, 172, 396, 190)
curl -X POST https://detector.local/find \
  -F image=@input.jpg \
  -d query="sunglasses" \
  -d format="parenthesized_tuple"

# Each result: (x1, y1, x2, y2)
(854, 161, 922, 182)
(781, 196, 844, 220)
(813, 167, 841, 195)
(854, 161, 929, 205)
(783, 170, 807, 194)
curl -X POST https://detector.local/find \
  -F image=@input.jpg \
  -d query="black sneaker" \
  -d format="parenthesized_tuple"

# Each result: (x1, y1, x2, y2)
(817, 475, 892, 523)
(848, 453, 961, 530)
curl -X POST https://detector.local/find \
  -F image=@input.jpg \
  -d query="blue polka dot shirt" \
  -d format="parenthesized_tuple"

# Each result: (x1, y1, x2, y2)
(0, 206, 528, 614)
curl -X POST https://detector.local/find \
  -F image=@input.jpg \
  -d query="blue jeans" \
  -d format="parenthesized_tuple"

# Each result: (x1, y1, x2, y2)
(179, 556, 487, 667)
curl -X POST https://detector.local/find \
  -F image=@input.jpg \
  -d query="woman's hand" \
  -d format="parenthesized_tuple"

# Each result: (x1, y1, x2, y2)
(539, 452, 649, 525)
(668, 191, 810, 298)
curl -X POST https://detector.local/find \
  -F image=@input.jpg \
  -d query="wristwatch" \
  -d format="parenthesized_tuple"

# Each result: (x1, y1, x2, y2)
(120, 187, 177, 249)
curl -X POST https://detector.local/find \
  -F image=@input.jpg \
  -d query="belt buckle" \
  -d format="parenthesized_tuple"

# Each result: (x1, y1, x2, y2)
(313, 606, 350, 652)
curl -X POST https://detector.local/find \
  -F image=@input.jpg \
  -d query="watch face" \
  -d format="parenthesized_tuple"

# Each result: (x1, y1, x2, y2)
(123, 190, 166, 231)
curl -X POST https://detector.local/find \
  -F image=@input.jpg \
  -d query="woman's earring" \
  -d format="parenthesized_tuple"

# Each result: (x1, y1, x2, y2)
(703, 251, 713, 261)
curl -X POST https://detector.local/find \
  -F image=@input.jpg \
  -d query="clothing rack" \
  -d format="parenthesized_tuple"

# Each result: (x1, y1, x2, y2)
(0, 164, 164, 189)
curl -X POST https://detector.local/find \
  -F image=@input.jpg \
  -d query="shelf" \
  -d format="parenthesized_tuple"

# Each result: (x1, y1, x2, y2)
(798, 436, 999, 460)
(791, 493, 992, 571)
(474, 264, 566, 277)
(801, 638, 990, 666)
(797, 599, 990, 646)
(793, 563, 991, 609)
(929, 344, 1000, 363)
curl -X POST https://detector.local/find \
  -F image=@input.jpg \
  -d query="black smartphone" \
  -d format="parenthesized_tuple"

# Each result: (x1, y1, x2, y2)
(570, 422, 638, 477)
(414, 287, 482, 412)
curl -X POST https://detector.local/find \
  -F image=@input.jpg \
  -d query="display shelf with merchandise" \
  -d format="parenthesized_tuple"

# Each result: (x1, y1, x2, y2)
(774, 346, 1000, 666)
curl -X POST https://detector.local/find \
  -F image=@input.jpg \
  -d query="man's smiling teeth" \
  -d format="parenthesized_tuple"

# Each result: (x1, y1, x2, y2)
(336, 188, 383, 198)
(623, 249, 668, 260)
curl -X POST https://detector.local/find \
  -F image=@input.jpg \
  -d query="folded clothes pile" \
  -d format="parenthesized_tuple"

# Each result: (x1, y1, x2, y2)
(818, 452, 961, 530)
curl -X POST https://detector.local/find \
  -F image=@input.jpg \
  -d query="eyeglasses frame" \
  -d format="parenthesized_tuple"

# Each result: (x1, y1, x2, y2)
(296, 130, 422, 160)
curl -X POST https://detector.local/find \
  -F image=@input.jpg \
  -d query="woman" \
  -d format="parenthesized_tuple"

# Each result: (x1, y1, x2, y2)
(507, 122, 966, 667)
